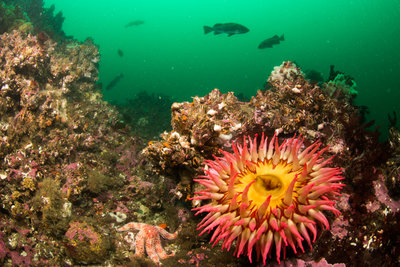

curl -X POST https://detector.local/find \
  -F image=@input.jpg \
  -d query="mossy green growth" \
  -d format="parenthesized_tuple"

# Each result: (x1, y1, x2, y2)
(65, 221, 110, 264)
(324, 73, 358, 101)
(32, 178, 69, 236)
(87, 169, 114, 194)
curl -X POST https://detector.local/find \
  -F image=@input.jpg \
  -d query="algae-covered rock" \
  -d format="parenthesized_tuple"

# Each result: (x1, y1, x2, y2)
(64, 221, 110, 264)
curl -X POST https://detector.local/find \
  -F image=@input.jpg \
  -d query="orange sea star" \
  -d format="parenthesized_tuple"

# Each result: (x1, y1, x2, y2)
(117, 222, 181, 265)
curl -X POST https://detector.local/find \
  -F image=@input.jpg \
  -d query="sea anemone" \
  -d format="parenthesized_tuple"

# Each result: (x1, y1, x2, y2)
(192, 134, 344, 264)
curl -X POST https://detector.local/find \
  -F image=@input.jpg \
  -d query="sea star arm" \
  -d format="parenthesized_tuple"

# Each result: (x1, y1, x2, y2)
(135, 229, 146, 257)
(116, 222, 141, 231)
(155, 235, 175, 259)
(146, 231, 161, 264)
(157, 225, 182, 240)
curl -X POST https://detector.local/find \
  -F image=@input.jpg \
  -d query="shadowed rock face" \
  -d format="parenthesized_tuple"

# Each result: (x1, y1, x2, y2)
(2, 0, 67, 40)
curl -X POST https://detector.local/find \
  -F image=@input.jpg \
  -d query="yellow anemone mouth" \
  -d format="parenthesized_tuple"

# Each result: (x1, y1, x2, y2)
(234, 159, 300, 210)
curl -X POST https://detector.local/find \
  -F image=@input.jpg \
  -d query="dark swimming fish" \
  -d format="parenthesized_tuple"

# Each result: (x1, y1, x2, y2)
(125, 20, 144, 28)
(203, 23, 249, 37)
(117, 49, 124, 57)
(258, 34, 284, 49)
(106, 73, 124, 90)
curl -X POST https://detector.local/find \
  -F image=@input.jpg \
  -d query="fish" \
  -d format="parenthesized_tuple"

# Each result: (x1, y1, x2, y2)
(203, 23, 249, 37)
(106, 73, 124, 90)
(258, 34, 284, 49)
(125, 20, 144, 28)
(117, 49, 124, 57)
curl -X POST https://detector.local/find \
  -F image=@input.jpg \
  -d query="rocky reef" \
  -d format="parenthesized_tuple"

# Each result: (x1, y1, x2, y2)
(0, 23, 142, 267)
(143, 62, 399, 266)
(0, 2, 399, 266)
(143, 62, 369, 180)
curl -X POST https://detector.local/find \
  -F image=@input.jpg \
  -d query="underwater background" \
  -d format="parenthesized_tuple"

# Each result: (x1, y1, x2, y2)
(45, 0, 400, 133)
(1, 0, 400, 266)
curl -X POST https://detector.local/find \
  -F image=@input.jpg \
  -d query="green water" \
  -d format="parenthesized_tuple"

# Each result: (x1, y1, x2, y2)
(44, 0, 400, 132)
